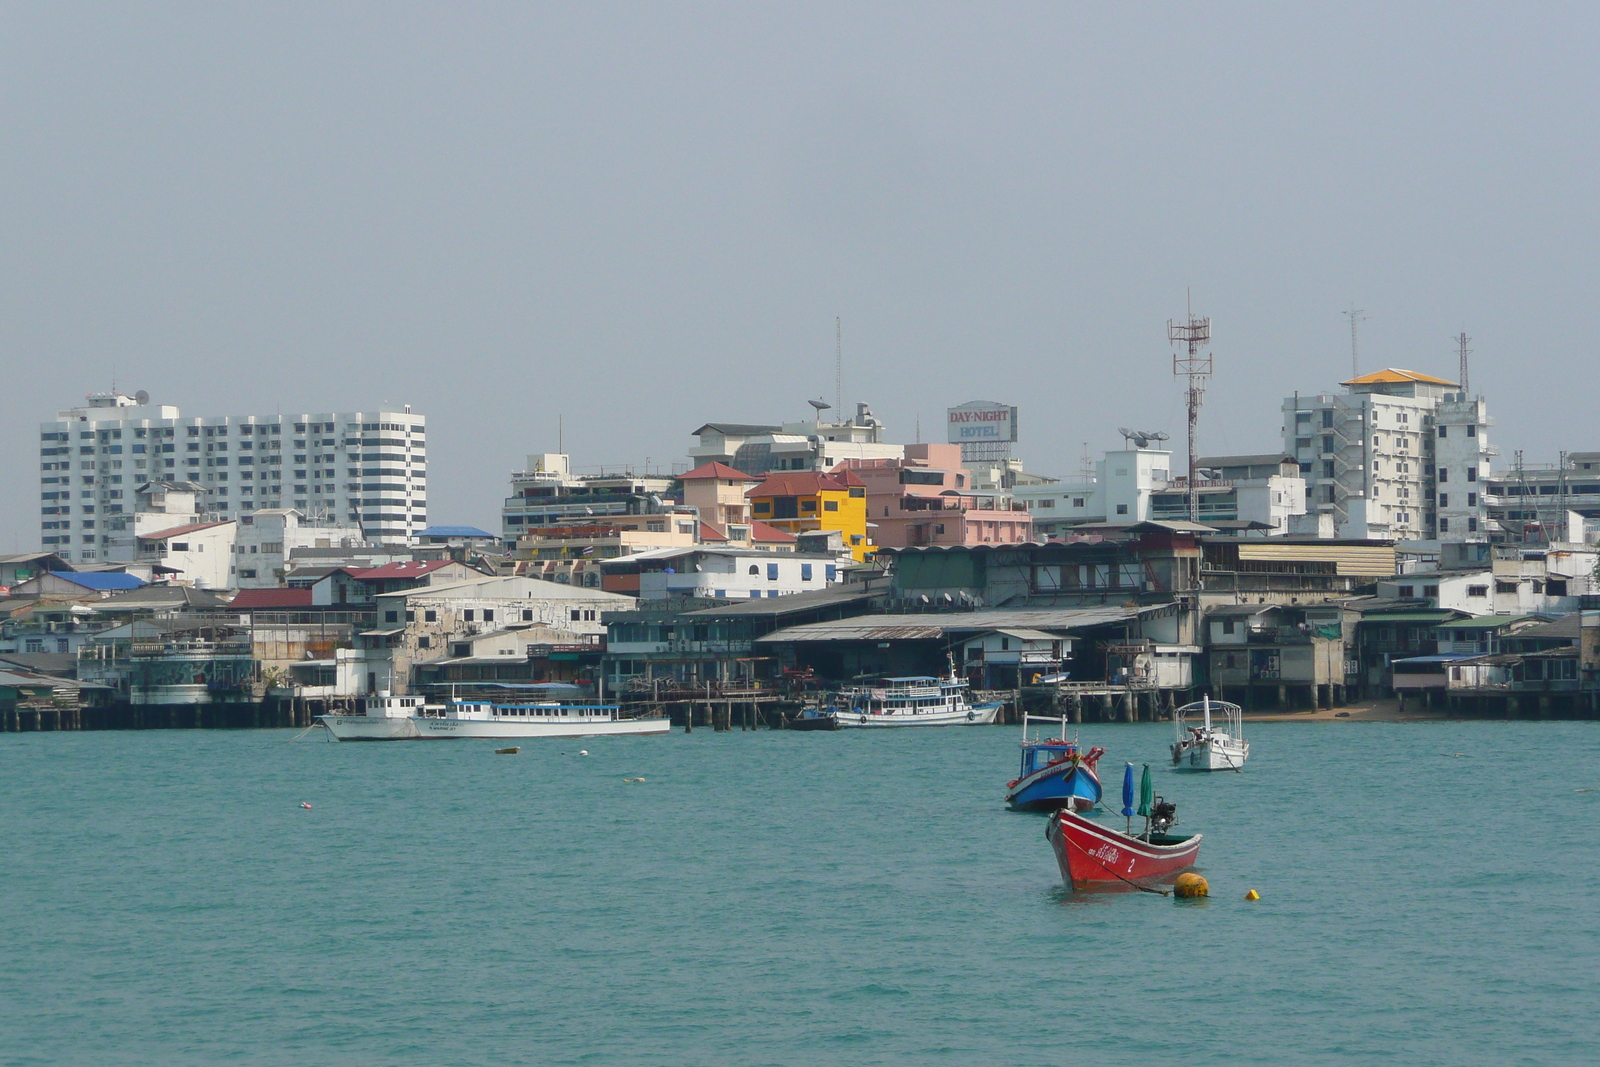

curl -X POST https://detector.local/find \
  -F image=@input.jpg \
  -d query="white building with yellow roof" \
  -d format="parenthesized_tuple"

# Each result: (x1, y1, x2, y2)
(1282, 369, 1491, 541)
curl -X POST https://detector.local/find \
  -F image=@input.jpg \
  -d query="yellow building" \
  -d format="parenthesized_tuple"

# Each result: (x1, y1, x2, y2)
(746, 470, 872, 560)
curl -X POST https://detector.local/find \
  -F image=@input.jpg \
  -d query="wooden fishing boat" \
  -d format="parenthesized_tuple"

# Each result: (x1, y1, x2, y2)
(1005, 714, 1103, 812)
(1046, 806, 1202, 891)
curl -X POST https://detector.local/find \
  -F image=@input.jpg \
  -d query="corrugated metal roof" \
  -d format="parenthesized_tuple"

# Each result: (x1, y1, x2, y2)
(756, 606, 1139, 643)
(1234, 542, 1397, 576)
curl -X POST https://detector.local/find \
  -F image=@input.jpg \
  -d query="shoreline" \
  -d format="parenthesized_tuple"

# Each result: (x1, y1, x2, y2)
(1242, 697, 1448, 723)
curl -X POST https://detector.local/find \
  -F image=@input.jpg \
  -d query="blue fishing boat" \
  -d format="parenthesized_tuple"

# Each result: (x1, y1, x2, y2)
(1005, 714, 1104, 812)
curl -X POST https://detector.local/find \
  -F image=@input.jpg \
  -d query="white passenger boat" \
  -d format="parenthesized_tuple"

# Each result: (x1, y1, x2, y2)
(1171, 695, 1249, 772)
(833, 669, 1002, 728)
(317, 694, 439, 741)
(413, 698, 670, 739)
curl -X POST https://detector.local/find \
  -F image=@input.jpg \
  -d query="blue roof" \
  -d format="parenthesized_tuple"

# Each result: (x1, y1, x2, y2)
(419, 525, 497, 539)
(49, 571, 146, 591)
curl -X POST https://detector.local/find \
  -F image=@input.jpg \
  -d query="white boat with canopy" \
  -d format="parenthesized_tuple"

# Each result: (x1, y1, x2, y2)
(1170, 694, 1249, 771)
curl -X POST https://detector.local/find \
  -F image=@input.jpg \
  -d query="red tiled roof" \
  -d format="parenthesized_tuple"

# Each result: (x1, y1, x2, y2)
(346, 560, 459, 581)
(698, 521, 730, 542)
(680, 461, 759, 482)
(746, 472, 848, 498)
(828, 466, 867, 488)
(750, 520, 798, 543)
(137, 520, 233, 541)
(230, 588, 313, 608)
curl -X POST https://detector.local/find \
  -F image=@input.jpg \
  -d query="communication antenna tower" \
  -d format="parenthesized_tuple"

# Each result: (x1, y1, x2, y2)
(835, 317, 842, 414)
(1078, 442, 1094, 482)
(1169, 291, 1213, 522)
(1344, 303, 1367, 379)
(1455, 331, 1471, 393)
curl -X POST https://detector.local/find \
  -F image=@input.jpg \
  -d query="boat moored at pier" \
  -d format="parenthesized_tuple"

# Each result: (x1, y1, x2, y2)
(833, 670, 1002, 728)
(317, 694, 440, 741)
(413, 698, 670, 739)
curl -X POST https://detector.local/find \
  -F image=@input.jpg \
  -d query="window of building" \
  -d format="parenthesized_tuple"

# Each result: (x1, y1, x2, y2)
(801, 563, 813, 581)
(1438, 425, 1448, 438)
(1466, 469, 1477, 482)
(1467, 493, 1477, 506)
(1466, 425, 1476, 437)
(767, 563, 779, 581)
(1438, 493, 1448, 508)
(934, 523, 946, 535)
(1468, 518, 1478, 532)
(1398, 585, 1414, 598)
(1116, 504, 1128, 515)
(823, 500, 838, 512)
(1439, 518, 1449, 532)
(1321, 410, 1333, 428)
(1467, 585, 1487, 597)
(825, 564, 836, 581)
(424, 609, 437, 622)
(571, 609, 582, 621)
(418, 635, 431, 649)
(1222, 619, 1235, 635)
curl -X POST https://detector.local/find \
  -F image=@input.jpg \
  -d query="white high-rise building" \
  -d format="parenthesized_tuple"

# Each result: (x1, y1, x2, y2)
(1281, 369, 1490, 541)
(39, 391, 426, 565)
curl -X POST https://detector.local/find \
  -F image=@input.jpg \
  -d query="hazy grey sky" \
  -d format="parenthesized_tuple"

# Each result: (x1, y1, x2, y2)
(3, 2, 1596, 544)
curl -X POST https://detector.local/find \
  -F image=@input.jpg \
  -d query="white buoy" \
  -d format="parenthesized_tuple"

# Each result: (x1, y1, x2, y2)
(579, 749, 589, 756)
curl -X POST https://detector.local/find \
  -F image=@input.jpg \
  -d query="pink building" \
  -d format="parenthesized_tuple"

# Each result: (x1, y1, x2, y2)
(835, 444, 1034, 548)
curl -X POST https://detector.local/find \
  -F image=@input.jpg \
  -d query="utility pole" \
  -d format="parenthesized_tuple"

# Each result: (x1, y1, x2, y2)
(1344, 304, 1367, 379)
(1455, 331, 1471, 393)
(1169, 291, 1213, 523)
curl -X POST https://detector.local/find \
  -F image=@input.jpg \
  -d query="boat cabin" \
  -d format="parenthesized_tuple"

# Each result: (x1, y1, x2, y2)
(1019, 741, 1078, 777)
(357, 694, 430, 719)
(450, 700, 621, 722)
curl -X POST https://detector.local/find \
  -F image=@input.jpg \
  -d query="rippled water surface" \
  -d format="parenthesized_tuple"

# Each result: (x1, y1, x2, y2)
(3, 720, 1598, 1066)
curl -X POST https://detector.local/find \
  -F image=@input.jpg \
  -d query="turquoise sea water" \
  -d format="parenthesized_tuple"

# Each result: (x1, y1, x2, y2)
(3, 721, 1598, 1066)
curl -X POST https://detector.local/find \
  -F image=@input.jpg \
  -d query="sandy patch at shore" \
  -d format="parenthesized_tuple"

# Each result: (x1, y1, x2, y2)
(1242, 697, 1448, 724)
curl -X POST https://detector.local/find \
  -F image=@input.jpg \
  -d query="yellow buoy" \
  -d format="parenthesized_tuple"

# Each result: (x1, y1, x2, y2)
(1174, 872, 1209, 898)
(1245, 888, 1260, 900)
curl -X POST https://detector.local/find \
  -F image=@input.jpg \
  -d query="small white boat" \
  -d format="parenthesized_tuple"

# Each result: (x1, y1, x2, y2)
(1171, 695, 1249, 772)
(317, 694, 439, 741)
(413, 699, 670, 740)
(833, 666, 1002, 729)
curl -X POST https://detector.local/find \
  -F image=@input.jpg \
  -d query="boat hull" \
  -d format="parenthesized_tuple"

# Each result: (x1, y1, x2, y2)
(785, 713, 838, 731)
(317, 715, 421, 741)
(835, 701, 1002, 728)
(413, 716, 670, 740)
(1046, 808, 1202, 890)
(1172, 737, 1250, 772)
(1007, 763, 1102, 812)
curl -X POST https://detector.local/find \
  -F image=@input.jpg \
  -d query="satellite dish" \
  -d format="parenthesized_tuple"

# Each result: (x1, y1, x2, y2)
(134, 390, 150, 406)
(808, 398, 832, 413)
(1118, 427, 1170, 449)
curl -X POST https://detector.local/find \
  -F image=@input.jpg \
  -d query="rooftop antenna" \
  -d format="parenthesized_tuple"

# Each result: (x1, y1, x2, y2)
(807, 398, 832, 426)
(835, 316, 842, 414)
(1343, 303, 1367, 379)
(1168, 289, 1212, 522)
(559, 413, 564, 455)
(1455, 330, 1471, 394)
(1078, 441, 1094, 481)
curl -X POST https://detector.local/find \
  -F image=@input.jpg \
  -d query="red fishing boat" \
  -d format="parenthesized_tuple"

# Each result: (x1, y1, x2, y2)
(1046, 806, 1202, 891)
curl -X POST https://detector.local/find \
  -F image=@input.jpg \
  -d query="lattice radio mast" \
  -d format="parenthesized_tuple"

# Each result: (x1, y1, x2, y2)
(835, 317, 842, 414)
(1344, 303, 1367, 379)
(1455, 331, 1471, 393)
(1169, 292, 1213, 522)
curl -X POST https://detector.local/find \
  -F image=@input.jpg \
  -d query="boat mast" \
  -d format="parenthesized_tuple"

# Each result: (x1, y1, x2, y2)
(1202, 693, 1212, 734)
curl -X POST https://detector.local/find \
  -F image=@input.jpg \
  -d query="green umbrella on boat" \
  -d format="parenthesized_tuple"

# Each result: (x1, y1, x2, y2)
(1136, 763, 1153, 819)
